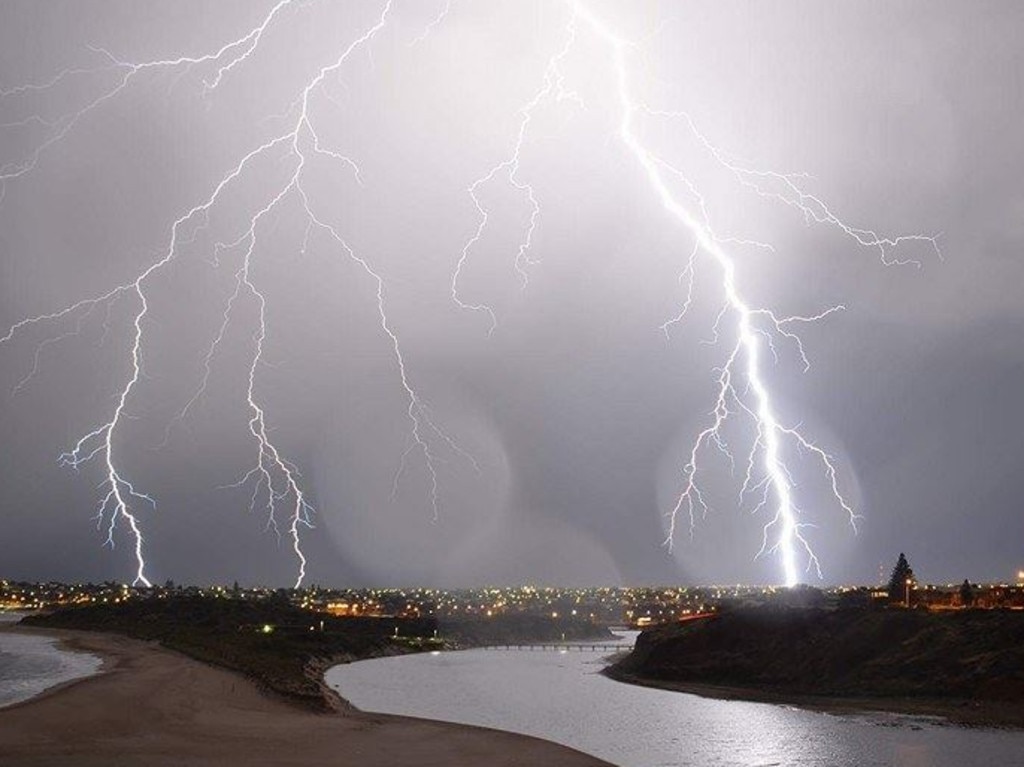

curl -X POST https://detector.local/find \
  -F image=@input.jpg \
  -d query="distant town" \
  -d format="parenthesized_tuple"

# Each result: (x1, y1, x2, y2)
(4, 572, 1024, 626)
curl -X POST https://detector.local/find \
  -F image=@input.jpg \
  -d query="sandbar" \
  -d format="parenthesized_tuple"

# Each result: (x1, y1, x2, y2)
(0, 626, 612, 766)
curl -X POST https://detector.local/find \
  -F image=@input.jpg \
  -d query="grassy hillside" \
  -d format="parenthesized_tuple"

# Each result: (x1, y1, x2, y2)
(613, 608, 1024, 703)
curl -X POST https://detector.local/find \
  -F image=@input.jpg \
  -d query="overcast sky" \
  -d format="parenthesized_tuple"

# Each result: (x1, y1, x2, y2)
(0, 0, 1021, 588)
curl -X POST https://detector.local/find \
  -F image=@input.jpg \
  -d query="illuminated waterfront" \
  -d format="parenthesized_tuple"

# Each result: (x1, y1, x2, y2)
(6, 579, 1023, 624)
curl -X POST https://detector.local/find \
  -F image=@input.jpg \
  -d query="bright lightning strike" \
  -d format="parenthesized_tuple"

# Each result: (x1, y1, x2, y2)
(0, 0, 475, 586)
(1, 1, 939, 588)
(566, 2, 940, 586)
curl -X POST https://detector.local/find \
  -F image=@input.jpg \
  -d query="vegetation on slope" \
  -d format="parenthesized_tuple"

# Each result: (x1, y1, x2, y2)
(612, 607, 1024, 703)
(26, 596, 609, 711)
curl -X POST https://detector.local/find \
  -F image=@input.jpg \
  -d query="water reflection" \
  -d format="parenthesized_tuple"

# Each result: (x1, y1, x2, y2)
(327, 640, 1024, 767)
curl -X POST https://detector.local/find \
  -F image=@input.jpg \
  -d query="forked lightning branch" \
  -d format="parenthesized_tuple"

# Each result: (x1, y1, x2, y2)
(0, 1, 938, 587)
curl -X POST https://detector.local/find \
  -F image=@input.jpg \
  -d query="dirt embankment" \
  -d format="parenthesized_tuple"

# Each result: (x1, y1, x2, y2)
(609, 607, 1024, 727)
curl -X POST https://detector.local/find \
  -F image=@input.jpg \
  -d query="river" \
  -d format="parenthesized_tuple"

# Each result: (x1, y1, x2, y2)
(326, 632, 1024, 767)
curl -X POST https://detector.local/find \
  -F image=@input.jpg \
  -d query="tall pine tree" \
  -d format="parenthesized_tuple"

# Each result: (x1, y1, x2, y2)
(887, 552, 915, 602)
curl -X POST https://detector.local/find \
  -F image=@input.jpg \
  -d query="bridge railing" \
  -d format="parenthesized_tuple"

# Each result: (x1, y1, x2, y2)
(478, 642, 631, 652)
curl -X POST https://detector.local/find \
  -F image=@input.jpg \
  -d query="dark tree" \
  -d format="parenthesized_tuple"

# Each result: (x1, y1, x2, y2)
(887, 552, 915, 603)
(959, 579, 975, 607)
(271, 587, 291, 604)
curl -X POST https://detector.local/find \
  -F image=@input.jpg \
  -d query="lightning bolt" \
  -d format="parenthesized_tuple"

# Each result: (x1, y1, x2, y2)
(452, 11, 582, 333)
(566, 2, 940, 586)
(1, 0, 473, 586)
(1, 1, 939, 588)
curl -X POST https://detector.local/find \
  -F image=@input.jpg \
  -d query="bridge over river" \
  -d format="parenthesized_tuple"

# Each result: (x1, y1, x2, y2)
(480, 642, 631, 652)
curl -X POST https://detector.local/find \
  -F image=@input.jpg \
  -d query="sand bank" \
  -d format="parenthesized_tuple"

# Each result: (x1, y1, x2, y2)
(0, 626, 611, 766)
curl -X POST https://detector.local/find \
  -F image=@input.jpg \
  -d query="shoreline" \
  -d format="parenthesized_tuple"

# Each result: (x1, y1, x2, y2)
(0, 625, 612, 767)
(0, 623, 109, 711)
(603, 665, 1024, 730)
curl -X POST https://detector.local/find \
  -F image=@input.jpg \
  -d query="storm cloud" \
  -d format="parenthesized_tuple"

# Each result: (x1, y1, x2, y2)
(1, 1, 1022, 587)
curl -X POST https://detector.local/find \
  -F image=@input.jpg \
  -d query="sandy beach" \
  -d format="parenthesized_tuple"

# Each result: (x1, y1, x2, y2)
(0, 626, 612, 766)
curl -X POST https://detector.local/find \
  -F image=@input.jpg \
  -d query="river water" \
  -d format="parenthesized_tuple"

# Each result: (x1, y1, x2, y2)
(0, 612, 103, 708)
(326, 632, 1024, 767)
